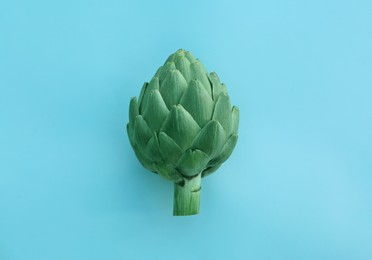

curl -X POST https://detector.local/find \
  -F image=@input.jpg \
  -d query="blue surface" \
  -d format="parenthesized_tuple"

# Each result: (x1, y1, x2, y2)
(1, 0, 371, 259)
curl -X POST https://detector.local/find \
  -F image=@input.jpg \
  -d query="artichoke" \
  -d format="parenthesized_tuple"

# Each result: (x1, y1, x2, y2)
(127, 49, 239, 216)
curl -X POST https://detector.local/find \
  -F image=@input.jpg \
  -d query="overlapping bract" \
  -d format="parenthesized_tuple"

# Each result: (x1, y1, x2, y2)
(127, 50, 239, 183)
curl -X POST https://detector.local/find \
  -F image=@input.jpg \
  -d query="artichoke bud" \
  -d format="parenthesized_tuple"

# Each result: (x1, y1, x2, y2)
(127, 49, 239, 216)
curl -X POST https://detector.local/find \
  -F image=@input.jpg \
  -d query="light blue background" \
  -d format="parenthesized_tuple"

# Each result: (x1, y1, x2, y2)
(1, 0, 371, 259)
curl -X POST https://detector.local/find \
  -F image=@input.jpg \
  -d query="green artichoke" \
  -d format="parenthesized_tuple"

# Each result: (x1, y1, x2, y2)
(127, 49, 239, 216)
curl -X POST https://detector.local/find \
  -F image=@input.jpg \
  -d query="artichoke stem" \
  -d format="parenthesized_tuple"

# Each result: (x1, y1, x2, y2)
(173, 173, 202, 216)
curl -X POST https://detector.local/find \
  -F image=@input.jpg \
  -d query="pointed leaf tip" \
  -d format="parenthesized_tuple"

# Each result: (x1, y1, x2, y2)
(144, 133, 162, 162)
(159, 62, 176, 82)
(191, 120, 226, 158)
(231, 106, 240, 135)
(190, 62, 211, 96)
(129, 97, 139, 126)
(175, 56, 191, 83)
(141, 90, 169, 132)
(148, 77, 160, 91)
(209, 134, 238, 166)
(133, 115, 153, 148)
(180, 80, 214, 128)
(212, 93, 232, 135)
(185, 51, 196, 63)
(138, 82, 148, 113)
(209, 72, 227, 100)
(174, 49, 186, 58)
(160, 105, 200, 151)
(160, 69, 187, 109)
(158, 132, 183, 165)
(177, 149, 210, 177)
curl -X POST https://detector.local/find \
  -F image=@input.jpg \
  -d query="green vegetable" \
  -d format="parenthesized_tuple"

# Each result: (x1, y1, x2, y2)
(127, 49, 239, 216)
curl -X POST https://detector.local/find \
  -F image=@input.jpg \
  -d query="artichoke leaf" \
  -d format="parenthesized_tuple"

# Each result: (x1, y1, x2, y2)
(180, 80, 214, 128)
(138, 82, 148, 112)
(144, 133, 162, 162)
(208, 72, 227, 100)
(165, 53, 175, 63)
(190, 61, 211, 96)
(132, 143, 157, 172)
(231, 106, 240, 135)
(154, 66, 163, 77)
(126, 123, 134, 147)
(141, 90, 169, 132)
(209, 134, 238, 166)
(129, 97, 139, 127)
(157, 164, 183, 183)
(160, 104, 200, 151)
(202, 164, 221, 178)
(160, 70, 188, 109)
(133, 115, 153, 148)
(174, 56, 191, 82)
(158, 61, 176, 82)
(185, 50, 196, 63)
(191, 120, 226, 158)
(158, 132, 183, 165)
(212, 93, 232, 135)
(147, 77, 160, 91)
(177, 149, 210, 177)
